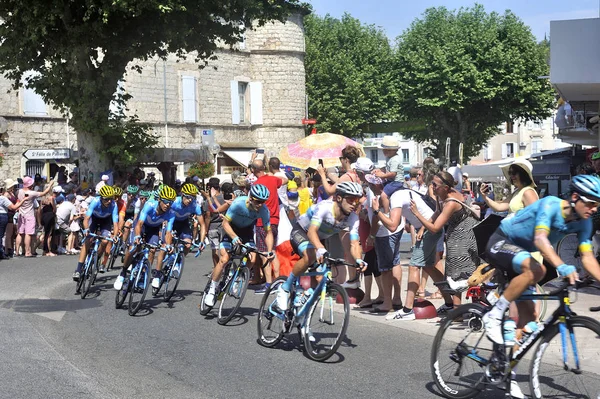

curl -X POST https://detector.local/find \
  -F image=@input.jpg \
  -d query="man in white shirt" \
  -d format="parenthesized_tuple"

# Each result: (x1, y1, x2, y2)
(95, 174, 109, 193)
(372, 186, 443, 320)
(447, 161, 463, 192)
(56, 194, 76, 254)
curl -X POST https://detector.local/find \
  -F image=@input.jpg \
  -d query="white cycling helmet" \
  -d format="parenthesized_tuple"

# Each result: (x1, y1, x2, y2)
(335, 181, 363, 197)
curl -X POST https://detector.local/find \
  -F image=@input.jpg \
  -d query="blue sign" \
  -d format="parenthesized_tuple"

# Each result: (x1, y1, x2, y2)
(202, 129, 213, 136)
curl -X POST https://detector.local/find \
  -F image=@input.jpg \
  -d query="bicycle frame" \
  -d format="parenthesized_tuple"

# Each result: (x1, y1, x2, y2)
(293, 266, 332, 323)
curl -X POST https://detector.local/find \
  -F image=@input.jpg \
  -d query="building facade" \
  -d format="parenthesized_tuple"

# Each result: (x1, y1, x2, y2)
(0, 14, 307, 181)
(361, 133, 429, 170)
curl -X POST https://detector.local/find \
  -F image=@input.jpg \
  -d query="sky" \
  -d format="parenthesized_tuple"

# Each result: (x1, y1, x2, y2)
(306, 0, 600, 41)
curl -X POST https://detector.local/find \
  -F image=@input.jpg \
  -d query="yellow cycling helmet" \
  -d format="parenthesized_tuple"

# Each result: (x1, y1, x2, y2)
(158, 185, 177, 201)
(98, 185, 115, 199)
(181, 183, 198, 196)
(113, 186, 123, 197)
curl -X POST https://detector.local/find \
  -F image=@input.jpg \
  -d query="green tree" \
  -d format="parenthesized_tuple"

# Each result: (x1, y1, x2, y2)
(305, 13, 395, 137)
(392, 4, 554, 162)
(0, 0, 306, 168)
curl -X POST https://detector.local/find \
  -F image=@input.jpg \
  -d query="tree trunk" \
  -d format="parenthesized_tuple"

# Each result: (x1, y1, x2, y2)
(77, 129, 111, 187)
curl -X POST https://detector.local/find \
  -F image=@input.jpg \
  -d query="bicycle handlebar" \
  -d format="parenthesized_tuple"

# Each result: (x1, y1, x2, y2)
(79, 232, 114, 246)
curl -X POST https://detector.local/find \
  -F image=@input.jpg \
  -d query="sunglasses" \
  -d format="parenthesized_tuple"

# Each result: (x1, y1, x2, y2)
(250, 197, 266, 205)
(344, 196, 361, 205)
(161, 199, 173, 205)
(101, 197, 112, 202)
(579, 195, 600, 207)
(182, 194, 195, 200)
(508, 169, 519, 176)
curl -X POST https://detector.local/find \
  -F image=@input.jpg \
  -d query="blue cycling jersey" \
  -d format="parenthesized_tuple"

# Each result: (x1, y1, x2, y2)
(138, 201, 176, 231)
(85, 197, 119, 223)
(499, 196, 593, 254)
(224, 196, 270, 230)
(170, 197, 203, 221)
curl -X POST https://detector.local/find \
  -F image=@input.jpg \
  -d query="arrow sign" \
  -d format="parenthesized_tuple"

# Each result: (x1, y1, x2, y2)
(23, 148, 70, 160)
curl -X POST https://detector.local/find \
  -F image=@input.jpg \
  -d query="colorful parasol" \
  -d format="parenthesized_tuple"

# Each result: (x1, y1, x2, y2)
(279, 133, 365, 170)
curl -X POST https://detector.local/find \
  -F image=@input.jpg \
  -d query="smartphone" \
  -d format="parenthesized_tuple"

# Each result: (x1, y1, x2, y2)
(24, 193, 29, 197)
(409, 191, 413, 200)
(318, 159, 324, 167)
(256, 148, 265, 154)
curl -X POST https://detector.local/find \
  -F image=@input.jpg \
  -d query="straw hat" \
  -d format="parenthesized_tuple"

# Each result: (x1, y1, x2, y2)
(500, 158, 536, 187)
(379, 136, 400, 150)
(3, 178, 17, 189)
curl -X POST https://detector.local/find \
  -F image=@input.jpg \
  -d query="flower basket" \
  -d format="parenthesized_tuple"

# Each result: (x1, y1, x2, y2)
(188, 161, 214, 180)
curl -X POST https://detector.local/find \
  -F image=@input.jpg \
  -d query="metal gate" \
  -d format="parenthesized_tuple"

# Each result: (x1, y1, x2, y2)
(25, 160, 45, 177)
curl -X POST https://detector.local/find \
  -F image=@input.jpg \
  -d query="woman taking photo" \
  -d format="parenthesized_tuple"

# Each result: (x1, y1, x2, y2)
(410, 171, 481, 313)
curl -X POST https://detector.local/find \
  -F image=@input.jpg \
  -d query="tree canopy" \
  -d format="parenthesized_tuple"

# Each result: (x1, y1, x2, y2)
(392, 4, 554, 161)
(0, 0, 306, 166)
(305, 13, 395, 137)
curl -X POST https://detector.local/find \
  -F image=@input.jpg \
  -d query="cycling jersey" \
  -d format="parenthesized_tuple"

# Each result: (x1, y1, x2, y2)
(117, 199, 126, 216)
(138, 201, 175, 232)
(124, 198, 139, 221)
(223, 196, 270, 230)
(170, 196, 203, 221)
(297, 198, 360, 241)
(499, 196, 592, 253)
(86, 197, 119, 223)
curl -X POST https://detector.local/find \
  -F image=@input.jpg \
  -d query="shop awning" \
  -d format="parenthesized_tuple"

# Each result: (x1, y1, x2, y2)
(223, 150, 253, 168)
(461, 164, 506, 183)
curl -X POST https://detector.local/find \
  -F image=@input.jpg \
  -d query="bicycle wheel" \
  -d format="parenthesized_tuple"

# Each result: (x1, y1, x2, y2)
(556, 234, 586, 278)
(303, 282, 349, 362)
(81, 251, 98, 299)
(218, 265, 250, 325)
(164, 254, 184, 302)
(128, 259, 151, 316)
(107, 242, 119, 271)
(199, 277, 213, 316)
(115, 269, 131, 309)
(257, 276, 287, 347)
(430, 303, 491, 399)
(534, 283, 547, 322)
(529, 316, 600, 399)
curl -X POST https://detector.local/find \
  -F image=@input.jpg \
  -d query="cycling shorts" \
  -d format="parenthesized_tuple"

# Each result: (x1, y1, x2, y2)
(289, 222, 315, 255)
(485, 229, 532, 279)
(142, 225, 161, 245)
(90, 216, 113, 237)
(173, 219, 193, 240)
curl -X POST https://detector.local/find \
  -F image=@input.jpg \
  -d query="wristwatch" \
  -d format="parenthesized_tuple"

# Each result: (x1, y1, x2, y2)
(373, 209, 380, 215)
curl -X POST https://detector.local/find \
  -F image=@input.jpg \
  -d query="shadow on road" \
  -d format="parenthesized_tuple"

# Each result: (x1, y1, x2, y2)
(0, 297, 102, 313)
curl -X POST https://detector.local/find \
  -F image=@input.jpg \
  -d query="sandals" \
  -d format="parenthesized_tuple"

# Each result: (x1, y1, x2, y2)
(416, 291, 426, 298)
(426, 291, 443, 300)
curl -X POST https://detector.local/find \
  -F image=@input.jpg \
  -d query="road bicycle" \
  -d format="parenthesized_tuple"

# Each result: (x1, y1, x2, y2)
(200, 242, 271, 325)
(76, 232, 114, 299)
(152, 235, 202, 302)
(106, 235, 123, 272)
(257, 256, 358, 362)
(431, 270, 600, 399)
(115, 241, 164, 316)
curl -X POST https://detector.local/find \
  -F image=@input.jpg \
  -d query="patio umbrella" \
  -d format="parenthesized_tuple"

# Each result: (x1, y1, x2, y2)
(279, 133, 365, 170)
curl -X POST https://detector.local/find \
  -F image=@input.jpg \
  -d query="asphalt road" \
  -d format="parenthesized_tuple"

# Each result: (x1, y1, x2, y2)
(0, 252, 515, 399)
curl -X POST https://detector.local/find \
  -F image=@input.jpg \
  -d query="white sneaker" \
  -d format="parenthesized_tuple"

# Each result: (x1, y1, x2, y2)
(447, 276, 469, 291)
(276, 286, 290, 311)
(151, 277, 161, 289)
(113, 275, 125, 290)
(341, 280, 360, 289)
(386, 308, 416, 321)
(171, 265, 180, 279)
(510, 380, 525, 399)
(482, 313, 504, 345)
(301, 326, 316, 342)
(204, 291, 216, 307)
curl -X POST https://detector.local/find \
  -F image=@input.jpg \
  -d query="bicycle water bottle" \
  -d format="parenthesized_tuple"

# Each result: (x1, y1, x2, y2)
(300, 288, 314, 307)
(294, 287, 305, 307)
(503, 319, 517, 345)
(518, 321, 539, 345)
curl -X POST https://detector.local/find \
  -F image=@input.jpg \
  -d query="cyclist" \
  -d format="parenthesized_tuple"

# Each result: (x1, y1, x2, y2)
(483, 175, 600, 345)
(72, 185, 119, 281)
(113, 185, 177, 290)
(121, 185, 140, 248)
(151, 183, 206, 288)
(203, 184, 275, 308)
(275, 181, 367, 312)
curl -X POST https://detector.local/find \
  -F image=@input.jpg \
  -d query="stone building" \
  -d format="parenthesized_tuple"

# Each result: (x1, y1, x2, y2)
(0, 13, 307, 182)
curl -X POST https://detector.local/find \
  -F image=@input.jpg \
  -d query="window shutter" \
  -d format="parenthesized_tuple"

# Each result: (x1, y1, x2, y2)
(501, 144, 507, 159)
(230, 80, 240, 124)
(182, 76, 197, 123)
(249, 81, 263, 125)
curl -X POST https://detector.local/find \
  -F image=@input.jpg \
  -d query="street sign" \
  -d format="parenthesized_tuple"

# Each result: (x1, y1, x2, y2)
(201, 129, 214, 146)
(302, 119, 317, 125)
(23, 148, 70, 160)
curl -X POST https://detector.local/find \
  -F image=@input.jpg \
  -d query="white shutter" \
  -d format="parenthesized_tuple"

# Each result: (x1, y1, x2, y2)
(182, 76, 197, 123)
(501, 144, 507, 159)
(230, 80, 240, 124)
(249, 81, 263, 125)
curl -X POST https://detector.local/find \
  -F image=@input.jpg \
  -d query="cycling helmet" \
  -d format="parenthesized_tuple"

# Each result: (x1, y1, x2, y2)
(158, 185, 177, 201)
(139, 190, 151, 198)
(127, 185, 139, 195)
(181, 183, 198, 196)
(113, 186, 123, 197)
(570, 175, 600, 202)
(335, 181, 363, 197)
(98, 185, 115, 199)
(249, 184, 269, 201)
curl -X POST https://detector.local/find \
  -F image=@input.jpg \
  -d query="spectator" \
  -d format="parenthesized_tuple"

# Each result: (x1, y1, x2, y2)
(95, 174, 109, 192)
(414, 168, 427, 195)
(63, 172, 79, 194)
(447, 160, 463, 191)
(206, 178, 230, 269)
(3, 179, 19, 257)
(40, 190, 58, 257)
(56, 194, 77, 254)
(0, 181, 24, 259)
(372, 136, 403, 211)
(57, 166, 67, 185)
(268, 157, 289, 204)
(252, 158, 282, 294)
(16, 176, 55, 257)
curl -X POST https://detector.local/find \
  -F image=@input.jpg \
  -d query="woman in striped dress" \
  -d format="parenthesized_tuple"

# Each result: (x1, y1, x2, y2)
(410, 171, 480, 311)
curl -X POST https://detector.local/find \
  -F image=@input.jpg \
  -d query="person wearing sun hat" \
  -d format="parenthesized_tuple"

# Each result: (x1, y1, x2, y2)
(15, 175, 56, 257)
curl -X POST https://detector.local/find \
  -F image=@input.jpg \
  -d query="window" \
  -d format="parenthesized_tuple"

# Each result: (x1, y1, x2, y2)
(238, 23, 246, 50)
(502, 142, 516, 158)
(370, 149, 379, 163)
(26, 160, 45, 177)
(230, 80, 262, 125)
(238, 82, 247, 123)
(401, 148, 409, 163)
(182, 76, 197, 123)
(483, 145, 492, 161)
(531, 140, 543, 154)
(506, 120, 514, 134)
(22, 71, 47, 116)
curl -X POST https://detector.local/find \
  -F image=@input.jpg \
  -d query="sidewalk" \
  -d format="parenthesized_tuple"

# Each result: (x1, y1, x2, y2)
(346, 238, 600, 340)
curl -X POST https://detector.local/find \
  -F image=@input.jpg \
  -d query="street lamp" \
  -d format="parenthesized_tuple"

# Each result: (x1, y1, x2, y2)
(209, 143, 221, 174)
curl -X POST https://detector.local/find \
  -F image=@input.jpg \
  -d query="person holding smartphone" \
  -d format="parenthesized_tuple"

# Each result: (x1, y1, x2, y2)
(15, 175, 55, 257)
